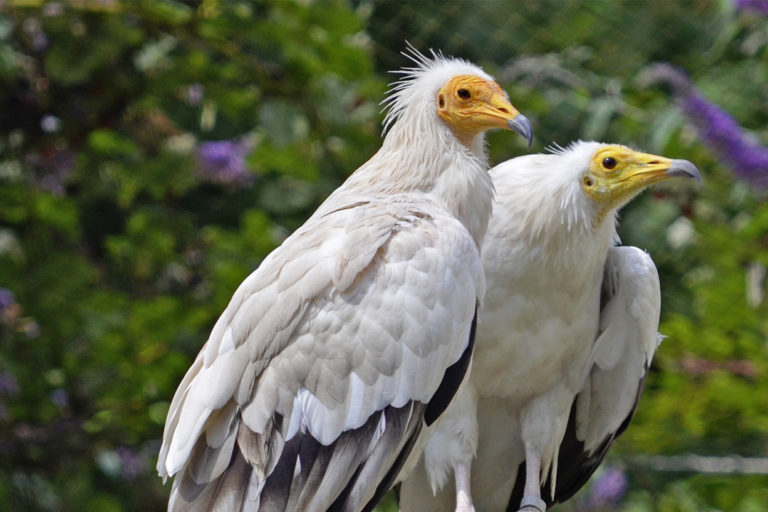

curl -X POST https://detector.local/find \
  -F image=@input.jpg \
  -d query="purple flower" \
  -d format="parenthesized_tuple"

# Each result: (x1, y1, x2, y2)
(51, 389, 69, 408)
(28, 149, 75, 196)
(0, 288, 15, 313)
(196, 139, 254, 186)
(645, 63, 768, 187)
(735, 0, 768, 13)
(681, 92, 768, 186)
(116, 446, 146, 480)
(587, 467, 628, 509)
(0, 371, 19, 396)
(185, 84, 204, 106)
(22, 18, 48, 51)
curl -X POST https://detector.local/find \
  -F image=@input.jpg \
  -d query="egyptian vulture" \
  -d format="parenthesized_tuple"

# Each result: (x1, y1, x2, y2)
(398, 141, 701, 512)
(156, 49, 532, 512)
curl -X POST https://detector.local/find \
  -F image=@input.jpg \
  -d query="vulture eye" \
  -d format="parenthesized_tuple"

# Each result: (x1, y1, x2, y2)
(457, 88, 471, 100)
(602, 157, 617, 169)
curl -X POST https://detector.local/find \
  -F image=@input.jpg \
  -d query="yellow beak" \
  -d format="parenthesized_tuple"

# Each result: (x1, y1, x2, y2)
(617, 154, 702, 191)
(587, 148, 701, 215)
(483, 92, 533, 148)
(437, 75, 533, 147)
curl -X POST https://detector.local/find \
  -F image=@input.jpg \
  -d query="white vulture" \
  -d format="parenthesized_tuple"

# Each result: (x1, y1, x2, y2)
(156, 48, 533, 512)
(398, 141, 701, 512)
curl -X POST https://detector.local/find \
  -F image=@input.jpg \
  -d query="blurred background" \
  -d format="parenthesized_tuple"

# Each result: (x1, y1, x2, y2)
(1, 0, 767, 510)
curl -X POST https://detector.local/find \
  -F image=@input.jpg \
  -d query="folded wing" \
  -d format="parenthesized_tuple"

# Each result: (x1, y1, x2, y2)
(158, 198, 484, 512)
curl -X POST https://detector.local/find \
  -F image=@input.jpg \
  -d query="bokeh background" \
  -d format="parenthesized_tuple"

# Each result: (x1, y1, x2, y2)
(1, 0, 768, 510)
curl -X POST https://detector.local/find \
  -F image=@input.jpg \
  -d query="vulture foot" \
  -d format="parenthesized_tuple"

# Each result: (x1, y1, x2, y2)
(517, 495, 546, 512)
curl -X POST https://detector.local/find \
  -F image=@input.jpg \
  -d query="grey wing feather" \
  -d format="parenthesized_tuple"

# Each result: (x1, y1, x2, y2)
(158, 198, 484, 512)
(576, 246, 661, 450)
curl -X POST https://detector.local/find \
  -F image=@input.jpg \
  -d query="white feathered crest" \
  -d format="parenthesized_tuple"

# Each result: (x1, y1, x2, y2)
(380, 44, 487, 134)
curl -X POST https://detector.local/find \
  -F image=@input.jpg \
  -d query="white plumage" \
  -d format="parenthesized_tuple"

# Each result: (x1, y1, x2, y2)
(399, 141, 700, 512)
(157, 48, 531, 512)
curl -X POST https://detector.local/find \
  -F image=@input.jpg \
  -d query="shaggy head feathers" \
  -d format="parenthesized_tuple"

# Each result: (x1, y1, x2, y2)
(489, 141, 620, 249)
(381, 46, 494, 135)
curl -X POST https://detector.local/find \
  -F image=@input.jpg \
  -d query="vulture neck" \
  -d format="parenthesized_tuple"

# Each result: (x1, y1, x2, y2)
(342, 118, 494, 248)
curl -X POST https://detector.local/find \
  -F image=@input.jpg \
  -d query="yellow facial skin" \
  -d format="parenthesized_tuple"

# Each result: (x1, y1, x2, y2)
(436, 75, 531, 147)
(581, 145, 701, 217)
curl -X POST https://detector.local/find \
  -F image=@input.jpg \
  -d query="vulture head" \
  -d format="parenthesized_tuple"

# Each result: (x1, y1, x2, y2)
(492, 141, 701, 247)
(578, 143, 702, 218)
(382, 47, 533, 152)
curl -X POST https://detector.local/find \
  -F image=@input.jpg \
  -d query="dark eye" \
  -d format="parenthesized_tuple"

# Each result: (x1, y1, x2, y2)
(457, 88, 471, 99)
(602, 157, 617, 169)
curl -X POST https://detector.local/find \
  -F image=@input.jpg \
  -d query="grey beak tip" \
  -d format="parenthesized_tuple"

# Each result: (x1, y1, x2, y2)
(668, 159, 703, 188)
(508, 114, 533, 149)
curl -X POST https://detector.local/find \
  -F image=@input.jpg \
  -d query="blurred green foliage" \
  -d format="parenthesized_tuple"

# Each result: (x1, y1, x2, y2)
(0, 1, 382, 509)
(0, 1, 767, 511)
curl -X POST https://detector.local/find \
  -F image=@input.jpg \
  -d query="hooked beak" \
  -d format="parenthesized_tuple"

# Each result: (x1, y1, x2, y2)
(620, 155, 702, 190)
(666, 159, 703, 187)
(436, 75, 533, 147)
(586, 147, 702, 215)
(485, 90, 533, 148)
(507, 115, 533, 149)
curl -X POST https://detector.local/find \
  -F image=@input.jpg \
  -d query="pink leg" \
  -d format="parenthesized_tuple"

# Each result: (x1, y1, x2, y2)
(454, 461, 476, 512)
(518, 442, 546, 512)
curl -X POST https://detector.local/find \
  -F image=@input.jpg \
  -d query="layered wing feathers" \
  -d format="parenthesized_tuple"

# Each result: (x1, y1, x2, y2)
(158, 197, 484, 511)
(577, 246, 661, 450)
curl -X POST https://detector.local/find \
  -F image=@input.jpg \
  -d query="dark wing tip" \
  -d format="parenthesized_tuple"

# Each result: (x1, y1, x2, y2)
(424, 304, 478, 425)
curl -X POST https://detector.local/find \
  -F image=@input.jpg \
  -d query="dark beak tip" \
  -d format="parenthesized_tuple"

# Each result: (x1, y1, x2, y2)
(667, 159, 703, 188)
(508, 114, 533, 149)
